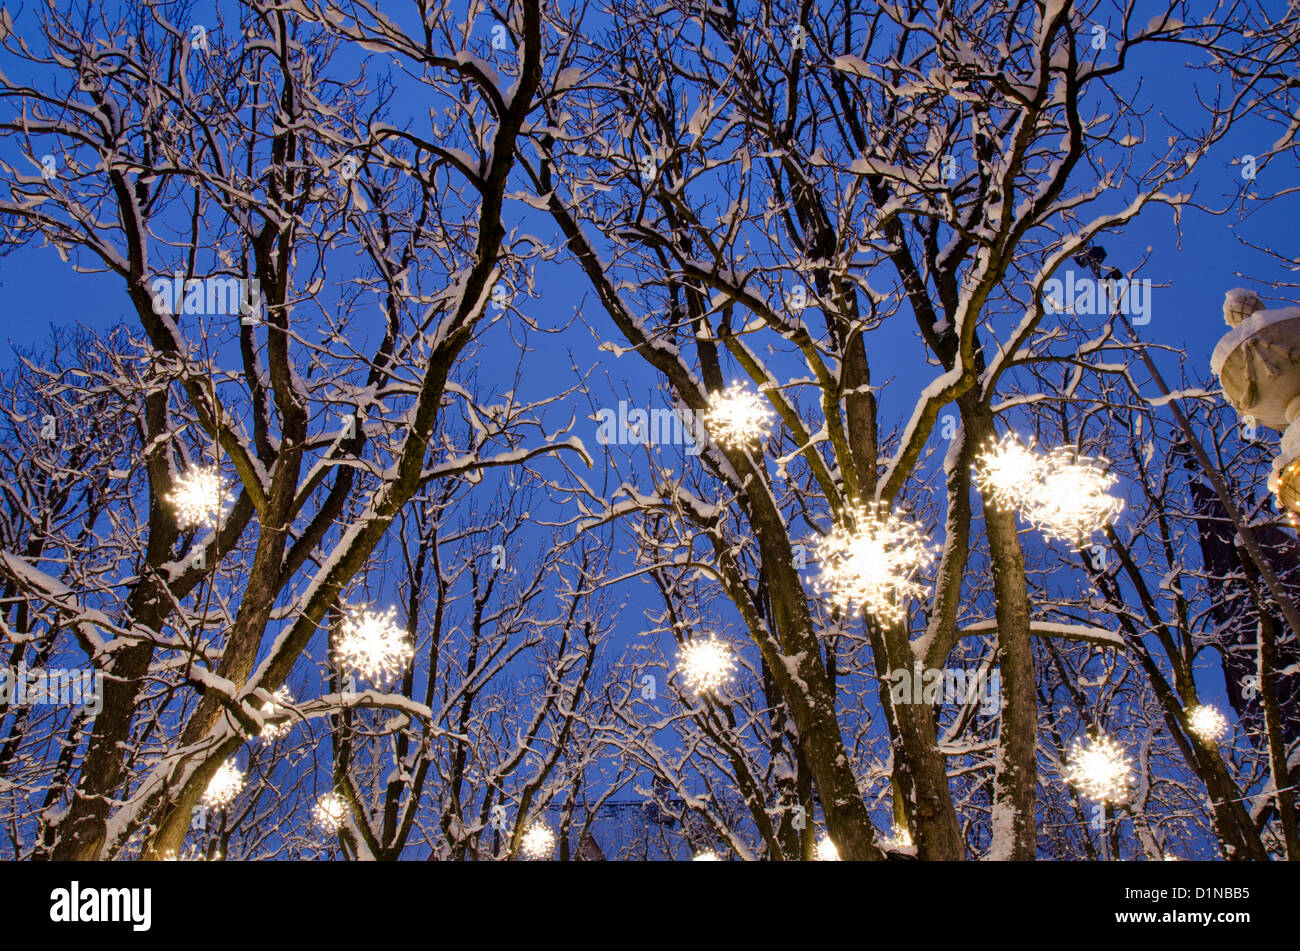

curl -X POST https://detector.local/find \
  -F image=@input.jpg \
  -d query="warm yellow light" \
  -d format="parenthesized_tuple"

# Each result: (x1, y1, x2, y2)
(520, 823, 556, 859)
(692, 850, 721, 861)
(1186, 705, 1228, 744)
(812, 502, 932, 623)
(888, 822, 913, 849)
(201, 759, 246, 809)
(702, 383, 776, 447)
(336, 605, 414, 683)
(815, 834, 839, 861)
(314, 791, 348, 831)
(677, 637, 737, 695)
(1064, 734, 1133, 803)
(1024, 450, 1124, 541)
(973, 433, 1046, 509)
(168, 466, 226, 528)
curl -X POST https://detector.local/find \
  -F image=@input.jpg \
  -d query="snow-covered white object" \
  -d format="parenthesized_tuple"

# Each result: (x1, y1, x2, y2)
(1222, 288, 1263, 328)
(1210, 304, 1300, 430)
(259, 687, 293, 740)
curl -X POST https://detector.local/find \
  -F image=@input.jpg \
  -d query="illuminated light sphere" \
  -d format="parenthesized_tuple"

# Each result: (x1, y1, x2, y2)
(812, 502, 933, 624)
(259, 686, 293, 740)
(692, 850, 721, 861)
(887, 822, 913, 850)
(1269, 425, 1300, 516)
(702, 382, 776, 448)
(677, 637, 737, 695)
(520, 823, 556, 860)
(1186, 704, 1228, 745)
(336, 605, 414, 683)
(1023, 450, 1124, 542)
(815, 835, 840, 861)
(168, 466, 227, 528)
(973, 433, 1046, 510)
(1063, 734, 1133, 803)
(201, 759, 246, 809)
(314, 791, 348, 832)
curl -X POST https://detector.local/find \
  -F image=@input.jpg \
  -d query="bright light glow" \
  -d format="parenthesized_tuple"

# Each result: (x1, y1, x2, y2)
(973, 433, 1046, 510)
(887, 822, 913, 850)
(336, 605, 413, 683)
(702, 382, 776, 447)
(1023, 450, 1124, 541)
(1063, 734, 1133, 803)
(1186, 705, 1228, 744)
(314, 792, 348, 832)
(692, 850, 721, 861)
(201, 760, 245, 809)
(815, 835, 839, 861)
(677, 637, 737, 695)
(520, 823, 555, 859)
(259, 687, 293, 740)
(812, 503, 932, 623)
(168, 466, 226, 528)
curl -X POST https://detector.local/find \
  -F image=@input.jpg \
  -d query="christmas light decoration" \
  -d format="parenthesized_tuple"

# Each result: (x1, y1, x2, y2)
(336, 605, 413, 683)
(167, 466, 226, 528)
(692, 850, 721, 861)
(702, 382, 776, 447)
(520, 823, 555, 859)
(1186, 704, 1228, 744)
(1023, 450, 1124, 542)
(887, 822, 913, 850)
(677, 637, 737, 695)
(973, 433, 1046, 509)
(259, 687, 293, 740)
(201, 759, 246, 809)
(314, 791, 348, 831)
(812, 503, 933, 623)
(815, 835, 839, 861)
(1063, 734, 1133, 803)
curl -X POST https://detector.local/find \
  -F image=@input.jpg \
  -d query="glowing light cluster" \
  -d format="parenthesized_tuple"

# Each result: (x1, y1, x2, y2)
(677, 637, 737, 695)
(314, 791, 348, 831)
(887, 822, 913, 850)
(1063, 734, 1133, 803)
(973, 433, 1045, 510)
(815, 835, 839, 861)
(812, 503, 933, 623)
(1186, 704, 1228, 745)
(702, 382, 776, 447)
(259, 687, 293, 740)
(336, 605, 413, 683)
(520, 823, 555, 859)
(1026, 450, 1125, 542)
(974, 437, 1123, 541)
(692, 850, 721, 861)
(201, 759, 246, 809)
(167, 466, 226, 528)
